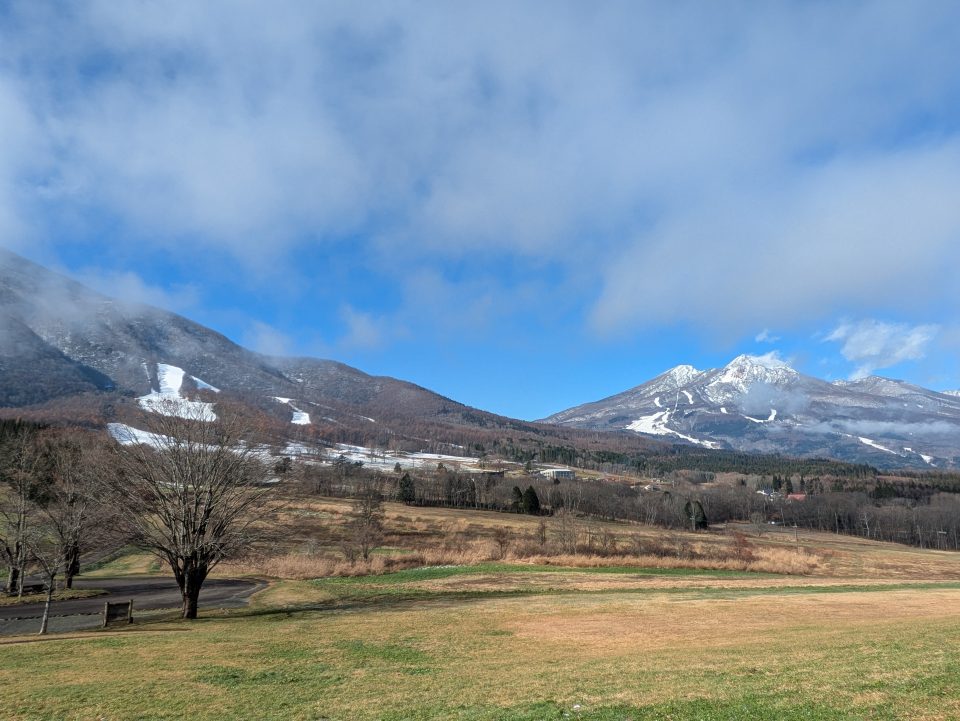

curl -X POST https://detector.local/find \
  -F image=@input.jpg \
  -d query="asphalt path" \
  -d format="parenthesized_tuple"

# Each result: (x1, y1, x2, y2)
(0, 576, 264, 635)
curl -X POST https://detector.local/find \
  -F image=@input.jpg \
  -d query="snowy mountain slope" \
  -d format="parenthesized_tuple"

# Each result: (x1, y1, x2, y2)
(542, 355, 960, 469)
(0, 249, 569, 443)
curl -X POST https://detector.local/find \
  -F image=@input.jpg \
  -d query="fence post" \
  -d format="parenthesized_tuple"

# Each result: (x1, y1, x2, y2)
(127, 599, 134, 624)
(102, 601, 109, 628)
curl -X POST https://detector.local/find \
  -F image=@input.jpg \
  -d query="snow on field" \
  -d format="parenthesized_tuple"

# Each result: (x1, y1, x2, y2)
(138, 363, 217, 421)
(107, 422, 170, 448)
(283, 442, 314, 457)
(323, 443, 493, 472)
(858, 437, 898, 455)
(110, 426, 510, 476)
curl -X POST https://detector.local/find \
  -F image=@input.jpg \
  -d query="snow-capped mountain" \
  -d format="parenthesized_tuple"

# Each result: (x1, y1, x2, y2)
(542, 355, 960, 469)
(4, 248, 958, 470)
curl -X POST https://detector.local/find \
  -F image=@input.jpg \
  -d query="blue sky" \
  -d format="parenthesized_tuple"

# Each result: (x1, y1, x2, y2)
(1, 1, 959, 419)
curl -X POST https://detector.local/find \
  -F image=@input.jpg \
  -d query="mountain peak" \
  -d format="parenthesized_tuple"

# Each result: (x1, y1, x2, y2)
(664, 364, 701, 384)
(724, 353, 795, 372)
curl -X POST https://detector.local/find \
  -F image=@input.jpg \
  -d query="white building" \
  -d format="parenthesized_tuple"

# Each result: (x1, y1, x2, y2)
(540, 468, 576, 481)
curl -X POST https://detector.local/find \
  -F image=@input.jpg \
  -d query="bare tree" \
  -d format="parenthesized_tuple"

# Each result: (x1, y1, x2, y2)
(108, 403, 271, 619)
(23, 523, 62, 635)
(344, 476, 384, 562)
(492, 526, 512, 559)
(0, 420, 45, 596)
(554, 508, 580, 554)
(37, 430, 112, 590)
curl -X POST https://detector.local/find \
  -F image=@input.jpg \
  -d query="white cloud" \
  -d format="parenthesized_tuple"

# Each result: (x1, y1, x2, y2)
(338, 305, 390, 351)
(745, 351, 793, 370)
(67, 267, 199, 313)
(1, 2, 960, 338)
(243, 321, 293, 357)
(825, 319, 939, 379)
(755, 329, 780, 344)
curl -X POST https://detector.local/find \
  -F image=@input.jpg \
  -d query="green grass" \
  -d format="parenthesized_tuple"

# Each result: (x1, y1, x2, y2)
(319, 562, 766, 585)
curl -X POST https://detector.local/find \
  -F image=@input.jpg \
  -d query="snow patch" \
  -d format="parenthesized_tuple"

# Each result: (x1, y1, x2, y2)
(191, 376, 220, 392)
(743, 409, 777, 424)
(138, 363, 217, 421)
(107, 422, 170, 448)
(857, 437, 898, 455)
(626, 411, 719, 448)
(682, 390, 694, 404)
(720, 407, 728, 414)
(904, 447, 936, 465)
(271, 396, 311, 425)
(653, 396, 662, 408)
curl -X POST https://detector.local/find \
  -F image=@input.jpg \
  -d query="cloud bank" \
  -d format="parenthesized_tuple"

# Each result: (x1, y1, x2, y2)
(826, 319, 940, 379)
(1, 1, 959, 344)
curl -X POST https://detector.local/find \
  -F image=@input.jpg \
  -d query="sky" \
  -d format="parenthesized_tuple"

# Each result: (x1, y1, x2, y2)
(1, 1, 959, 420)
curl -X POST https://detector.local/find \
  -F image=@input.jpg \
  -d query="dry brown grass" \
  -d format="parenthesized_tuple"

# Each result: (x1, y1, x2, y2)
(221, 532, 821, 579)
(209, 497, 960, 584)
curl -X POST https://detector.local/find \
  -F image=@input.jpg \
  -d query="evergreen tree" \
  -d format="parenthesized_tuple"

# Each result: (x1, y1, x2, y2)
(398, 473, 416, 504)
(522, 486, 541, 515)
(511, 486, 524, 512)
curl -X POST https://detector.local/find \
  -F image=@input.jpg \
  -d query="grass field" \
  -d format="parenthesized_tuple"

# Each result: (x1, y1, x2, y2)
(3, 501, 960, 720)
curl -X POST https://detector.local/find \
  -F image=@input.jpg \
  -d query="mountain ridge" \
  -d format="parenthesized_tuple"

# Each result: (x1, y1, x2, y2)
(0, 249, 673, 462)
(542, 355, 960, 469)
(2, 249, 957, 470)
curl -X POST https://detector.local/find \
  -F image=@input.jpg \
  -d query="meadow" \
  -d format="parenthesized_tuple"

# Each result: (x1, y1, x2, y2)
(3, 501, 960, 720)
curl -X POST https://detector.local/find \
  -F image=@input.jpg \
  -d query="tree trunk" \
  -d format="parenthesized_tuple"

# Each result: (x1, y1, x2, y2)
(38, 573, 56, 635)
(16, 560, 26, 600)
(63, 544, 81, 590)
(6, 565, 19, 596)
(181, 587, 199, 619)
(180, 566, 207, 619)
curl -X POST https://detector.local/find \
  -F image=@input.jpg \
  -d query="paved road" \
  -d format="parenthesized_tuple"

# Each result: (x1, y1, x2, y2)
(0, 576, 264, 635)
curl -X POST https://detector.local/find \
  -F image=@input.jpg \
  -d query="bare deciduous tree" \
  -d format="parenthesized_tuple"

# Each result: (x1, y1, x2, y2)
(0, 420, 44, 597)
(554, 508, 580, 554)
(23, 523, 62, 635)
(343, 476, 384, 562)
(39, 430, 111, 590)
(108, 403, 271, 619)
